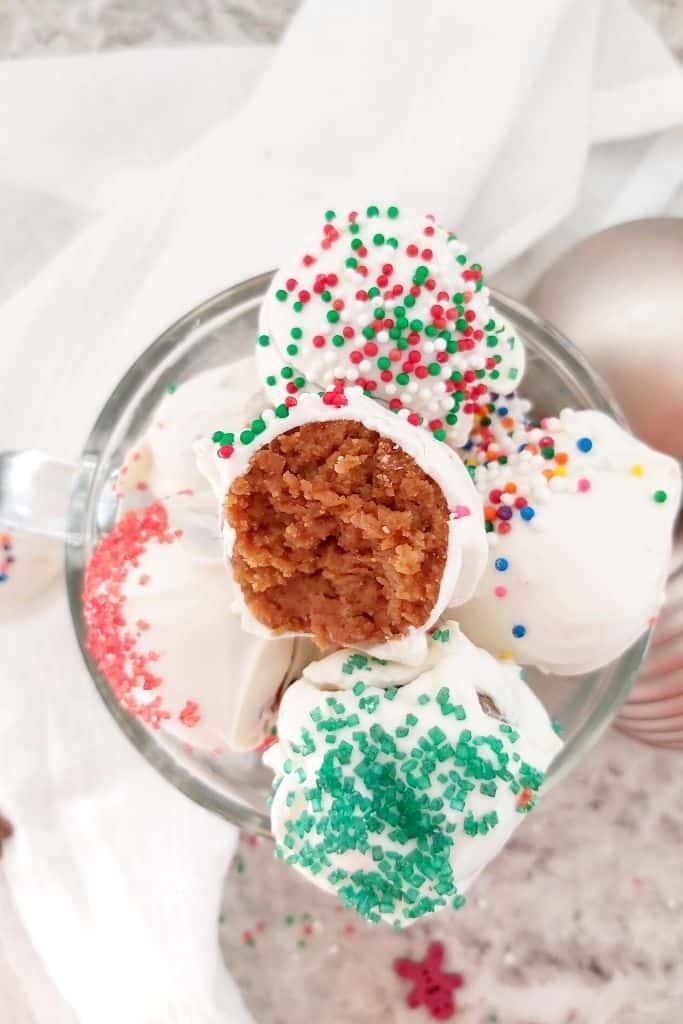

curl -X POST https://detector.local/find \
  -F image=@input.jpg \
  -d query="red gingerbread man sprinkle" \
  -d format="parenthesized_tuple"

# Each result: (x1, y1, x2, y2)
(394, 941, 464, 1020)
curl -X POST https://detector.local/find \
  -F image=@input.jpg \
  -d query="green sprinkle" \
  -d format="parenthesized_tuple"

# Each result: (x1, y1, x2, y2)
(344, 653, 369, 675)
(387, 205, 399, 218)
(275, 404, 290, 419)
(653, 490, 668, 503)
(258, 334, 270, 347)
(266, 375, 277, 386)
(275, 289, 288, 302)
(286, 344, 299, 356)
(327, 310, 340, 324)
(240, 429, 254, 445)
(272, 669, 547, 926)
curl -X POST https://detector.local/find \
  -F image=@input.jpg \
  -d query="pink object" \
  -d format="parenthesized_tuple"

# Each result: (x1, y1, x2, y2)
(394, 942, 464, 1020)
(617, 530, 683, 749)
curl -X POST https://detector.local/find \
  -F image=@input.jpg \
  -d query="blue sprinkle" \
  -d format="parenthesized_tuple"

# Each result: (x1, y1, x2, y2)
(0, 574, 7, 583)
(512, 624, 527, 639)
(577, 437, 593, 453)
(520, 506, 535, 521)
(494, 558, 509, 572)
(497, 406, 508, 416)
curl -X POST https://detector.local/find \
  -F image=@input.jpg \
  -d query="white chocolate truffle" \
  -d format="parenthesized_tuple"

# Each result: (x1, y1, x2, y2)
(0, 529, 61, 617)
(82, 492, 312, 753)
(456, 409, 681, 675)
(117, 358, 264, 503)
(257, 205, 524, 447)
(265, 624, 561, 926)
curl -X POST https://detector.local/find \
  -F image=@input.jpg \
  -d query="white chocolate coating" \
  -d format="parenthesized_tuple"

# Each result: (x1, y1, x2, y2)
(257, 206, 524, 447)
(456, 409, 681, 675)
(85, 491, 314, 753)
(265, 624, 561, 926)
(118, 358, 264, 503)
(0, 529, 61, 617)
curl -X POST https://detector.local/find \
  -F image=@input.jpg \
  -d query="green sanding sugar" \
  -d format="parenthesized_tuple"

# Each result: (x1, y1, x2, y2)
(272, 682, 546, 926)
(342, 653, 370, 675)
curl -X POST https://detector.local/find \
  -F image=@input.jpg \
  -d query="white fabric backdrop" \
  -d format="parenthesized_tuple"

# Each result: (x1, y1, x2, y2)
(0, 1, 681, 1021)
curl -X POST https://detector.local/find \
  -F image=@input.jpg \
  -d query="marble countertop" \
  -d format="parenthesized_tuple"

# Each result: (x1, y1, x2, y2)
(221, 729, 683, 1023)
(1, 2, 682, 1022)
(0, 0, 681, 58)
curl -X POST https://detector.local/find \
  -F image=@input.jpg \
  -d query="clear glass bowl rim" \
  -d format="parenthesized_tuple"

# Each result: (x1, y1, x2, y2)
(64, 272, 648, 834)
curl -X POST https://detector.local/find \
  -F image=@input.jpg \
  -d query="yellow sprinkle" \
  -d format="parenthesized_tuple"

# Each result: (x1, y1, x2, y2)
(630, 464, 644, 477)
(553, 465, 567, 477)
(498, 649, 515, 662)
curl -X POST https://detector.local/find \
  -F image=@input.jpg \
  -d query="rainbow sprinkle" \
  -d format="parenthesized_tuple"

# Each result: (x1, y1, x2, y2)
(0, 532, 15, 584)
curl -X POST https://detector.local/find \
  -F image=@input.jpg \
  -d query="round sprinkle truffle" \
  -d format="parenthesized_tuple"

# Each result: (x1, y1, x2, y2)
(257, 207, 525, 447)
(266, 626, 561, 926)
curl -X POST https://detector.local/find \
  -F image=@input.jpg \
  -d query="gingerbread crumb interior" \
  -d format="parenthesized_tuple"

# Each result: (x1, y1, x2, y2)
(225, 420, 448, 648)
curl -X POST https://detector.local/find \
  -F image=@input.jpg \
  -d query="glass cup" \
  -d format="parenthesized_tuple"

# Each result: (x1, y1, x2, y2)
(0, 273, 649, 833)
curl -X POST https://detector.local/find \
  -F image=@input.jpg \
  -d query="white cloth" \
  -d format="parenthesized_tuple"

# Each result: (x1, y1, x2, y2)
(0, 2, 681, 1021)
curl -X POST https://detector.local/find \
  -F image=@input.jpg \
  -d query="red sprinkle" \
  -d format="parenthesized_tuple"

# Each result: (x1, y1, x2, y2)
(82, 501, 179, 728)
(179, 700, 201, 727)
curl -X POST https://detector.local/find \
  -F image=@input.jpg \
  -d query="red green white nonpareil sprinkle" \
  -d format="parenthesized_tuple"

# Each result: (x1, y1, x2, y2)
(261, 206, 522, 443)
